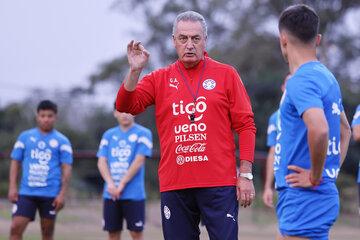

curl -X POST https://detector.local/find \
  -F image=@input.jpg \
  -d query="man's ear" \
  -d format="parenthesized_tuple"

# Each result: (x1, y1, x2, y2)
(279, 33, 287, 48)
(315, 34, 322, 47)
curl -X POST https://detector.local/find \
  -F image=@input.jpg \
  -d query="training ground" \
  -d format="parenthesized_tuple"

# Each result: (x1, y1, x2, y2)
(1, 200, 360, 240)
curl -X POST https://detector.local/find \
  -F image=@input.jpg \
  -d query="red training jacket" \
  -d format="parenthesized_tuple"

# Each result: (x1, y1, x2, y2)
(116, 54, 256, 192)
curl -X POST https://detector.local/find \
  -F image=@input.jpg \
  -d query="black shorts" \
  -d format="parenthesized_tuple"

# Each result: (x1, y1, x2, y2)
(161, 186, 238, 240)
(103, 198, 145, 232)
(12, 195, 56, 220)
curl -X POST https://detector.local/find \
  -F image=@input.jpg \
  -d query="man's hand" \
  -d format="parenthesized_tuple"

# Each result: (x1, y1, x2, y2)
(8, 187, 18, 203)
(127, 40, 150, 72)
(237, 177, 255, 208)
(285, 165, 315, 188)
(106, 183, 120, 201)
(116, 182, 126, 199)
(262, 187, 274, 208)
(52, 194, 65, 212)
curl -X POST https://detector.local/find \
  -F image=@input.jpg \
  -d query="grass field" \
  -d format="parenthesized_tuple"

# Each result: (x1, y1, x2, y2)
(1, 199, 360, 240)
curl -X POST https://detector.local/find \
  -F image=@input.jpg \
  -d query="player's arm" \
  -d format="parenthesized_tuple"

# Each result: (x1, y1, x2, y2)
(123, 40, 150, 91)
(353, 124, 360, 142)
(53, 163, 72, 212)
(8, 159, 20, 203)
(97, 156, 119, 200)
(117, 155, 146, 196)
(286, 108, 328, 187)
(263, 146, 275, 208)
(339, 111, 351, 166)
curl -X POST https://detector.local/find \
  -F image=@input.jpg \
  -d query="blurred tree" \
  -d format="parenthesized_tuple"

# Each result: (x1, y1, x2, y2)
(89, 0, 360, 152)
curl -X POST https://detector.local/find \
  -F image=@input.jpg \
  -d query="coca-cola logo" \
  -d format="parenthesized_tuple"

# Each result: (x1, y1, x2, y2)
(175, 143, 206, 154)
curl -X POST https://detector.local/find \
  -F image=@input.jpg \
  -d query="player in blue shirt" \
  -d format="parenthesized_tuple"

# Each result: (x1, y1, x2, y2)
(97, 103, 152, 240)
(351, 104, 360, 215)
(8, 100, 73, 240)
(263, 74, 290, 240)
(275, 4, 351, 239)
(263, 73, 290, 209)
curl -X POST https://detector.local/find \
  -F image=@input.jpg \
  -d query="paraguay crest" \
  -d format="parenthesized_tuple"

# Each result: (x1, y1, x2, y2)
(203, 79, 216, 90)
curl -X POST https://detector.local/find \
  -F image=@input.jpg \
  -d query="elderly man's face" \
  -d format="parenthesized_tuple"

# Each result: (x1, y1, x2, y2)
(173, 20, 207, 69)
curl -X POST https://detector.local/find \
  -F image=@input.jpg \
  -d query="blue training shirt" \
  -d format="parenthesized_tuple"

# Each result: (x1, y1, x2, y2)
(11, 128, 73, 197)
(351, 104, 360, 183)
(267, 110, 279, 147)
(275, 61, 343, 190)
(97, 123, 153, 200)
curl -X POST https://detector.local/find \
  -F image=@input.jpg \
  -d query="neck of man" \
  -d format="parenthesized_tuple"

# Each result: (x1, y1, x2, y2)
(288, 45, 318, 74)
(38, 127, 53, 135)
(120, 122, 134, 132)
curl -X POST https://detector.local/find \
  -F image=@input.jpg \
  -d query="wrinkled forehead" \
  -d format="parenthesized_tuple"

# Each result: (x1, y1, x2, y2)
(175, 20, 205, 36)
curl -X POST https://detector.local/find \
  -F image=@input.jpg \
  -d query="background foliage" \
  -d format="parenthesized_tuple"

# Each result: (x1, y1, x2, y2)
(0, 0, 359, 210)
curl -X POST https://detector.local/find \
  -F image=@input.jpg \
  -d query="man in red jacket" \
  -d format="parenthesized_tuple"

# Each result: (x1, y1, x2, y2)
(116, 10, 256, 240)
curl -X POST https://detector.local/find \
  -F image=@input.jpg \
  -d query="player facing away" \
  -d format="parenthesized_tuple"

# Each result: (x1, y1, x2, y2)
(275, 4, 351, 240)
(351, 104, 360, 215)
(116, 10, 256, 240)
(97, 103, 153, 240)
(8, 100, 73, 240)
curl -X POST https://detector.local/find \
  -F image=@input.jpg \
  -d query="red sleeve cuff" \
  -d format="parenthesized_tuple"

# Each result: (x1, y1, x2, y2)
(116, 84, 135, 112)
(238, 129, 256, 163)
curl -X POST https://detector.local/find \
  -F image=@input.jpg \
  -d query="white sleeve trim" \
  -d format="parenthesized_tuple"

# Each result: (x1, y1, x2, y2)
(138, 136, 153, 149)
(14, 141, 25, 149)
(60, 144, 73, 154)
(99, 139, 108, 148)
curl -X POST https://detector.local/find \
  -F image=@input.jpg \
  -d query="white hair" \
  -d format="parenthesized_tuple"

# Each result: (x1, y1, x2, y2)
(172, 11, 207, 37)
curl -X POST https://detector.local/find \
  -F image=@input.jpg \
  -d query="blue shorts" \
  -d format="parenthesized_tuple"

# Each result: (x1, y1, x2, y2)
(276, 183, 339, 240)
(12, 195, 56, 221)
(103, 198, 145, 232)
(161, 186, 238, 240)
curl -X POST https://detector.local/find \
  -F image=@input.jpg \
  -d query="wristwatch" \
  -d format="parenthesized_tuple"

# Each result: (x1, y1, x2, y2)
(239, 173, 253, 180)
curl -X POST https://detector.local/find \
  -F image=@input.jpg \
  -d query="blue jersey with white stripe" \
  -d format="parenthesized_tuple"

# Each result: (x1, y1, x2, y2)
(97, 124, 153, 200)
(351, 104, 360, 183)
(275, 61, 343, 189)
(11, 128, 73, 197)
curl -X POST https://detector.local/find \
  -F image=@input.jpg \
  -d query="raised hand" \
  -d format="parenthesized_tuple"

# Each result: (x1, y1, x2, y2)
(127, 40, 150, 72)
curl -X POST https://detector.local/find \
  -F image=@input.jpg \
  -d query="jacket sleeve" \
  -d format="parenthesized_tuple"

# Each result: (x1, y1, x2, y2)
(228, 68, 256, 163)
(116, 73, 156, 115)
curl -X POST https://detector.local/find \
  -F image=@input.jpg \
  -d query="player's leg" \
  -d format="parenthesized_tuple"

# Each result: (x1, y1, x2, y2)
(10, 195, 37, 239)
(196, 186, 238, 240)
(108, 231, 121, 240)
(123, 200, 145, 240)
(358, 182, 360, 216)
(9, 216, 31, 240)
(284, 235, 309, 240)
(40, 218, 55, 240)
(161, 189, 201, 240)
(103, 198, 124, 240)
(38, 196, 57, 240)
(277, 228, 285, 240)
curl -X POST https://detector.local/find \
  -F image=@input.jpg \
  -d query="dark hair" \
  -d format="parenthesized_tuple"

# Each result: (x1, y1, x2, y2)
(279, 4, 319, 44)
(37, 100, 57, 114)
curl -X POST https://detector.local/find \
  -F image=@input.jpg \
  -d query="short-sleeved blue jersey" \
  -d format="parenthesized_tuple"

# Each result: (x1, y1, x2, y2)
(275, 62, 343, 189)
(267, 110, 279, 147)
(11, 128, 73, 197)
(97, 124, 153, 200)
(351, 104, 360, 183)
